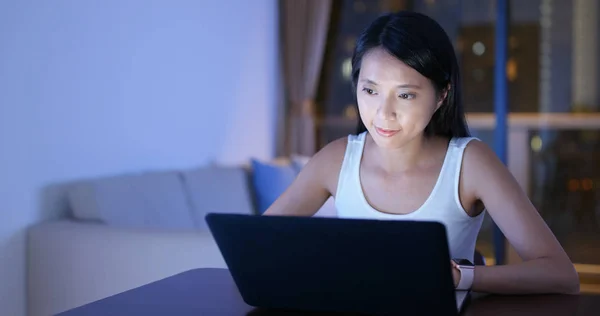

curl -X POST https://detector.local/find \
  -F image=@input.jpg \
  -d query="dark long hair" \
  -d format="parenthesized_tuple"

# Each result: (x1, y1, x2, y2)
(351, 11, 470, 138)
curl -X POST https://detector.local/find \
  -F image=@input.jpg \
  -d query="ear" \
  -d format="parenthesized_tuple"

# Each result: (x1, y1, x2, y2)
(436, 84, 450, 110)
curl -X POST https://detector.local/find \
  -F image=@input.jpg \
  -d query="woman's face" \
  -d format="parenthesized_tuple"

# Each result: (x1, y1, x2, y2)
(356, 47, 445, 149)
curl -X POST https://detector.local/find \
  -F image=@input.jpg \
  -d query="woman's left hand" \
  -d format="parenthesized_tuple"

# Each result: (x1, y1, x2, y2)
(450, 260, 461, 288)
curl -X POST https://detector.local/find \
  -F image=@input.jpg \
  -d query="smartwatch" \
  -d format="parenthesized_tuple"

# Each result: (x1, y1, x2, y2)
(452, 258, 475, 290)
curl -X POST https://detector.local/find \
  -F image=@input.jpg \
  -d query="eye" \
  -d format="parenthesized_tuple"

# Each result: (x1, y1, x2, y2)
(362, 87, 376, 95)
(399, 93, 415, 100)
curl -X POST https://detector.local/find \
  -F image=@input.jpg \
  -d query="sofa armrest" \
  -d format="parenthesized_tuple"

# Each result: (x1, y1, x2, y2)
(27, 220, 226, 316)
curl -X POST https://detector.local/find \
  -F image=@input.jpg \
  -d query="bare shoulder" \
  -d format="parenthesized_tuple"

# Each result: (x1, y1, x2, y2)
(461, 138, 519, 201)
(313, 136, 348, 166)
(462, 139, 502, 169)
(303, 136, 348, 194)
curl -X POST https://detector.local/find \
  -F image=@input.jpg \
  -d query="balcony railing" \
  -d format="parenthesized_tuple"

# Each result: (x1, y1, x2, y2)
(466, 113, 600, 196)
(319, 113, 600, 196)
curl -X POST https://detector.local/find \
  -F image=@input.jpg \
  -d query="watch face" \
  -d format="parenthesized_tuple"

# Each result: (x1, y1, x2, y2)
(453, 258, 474, 266)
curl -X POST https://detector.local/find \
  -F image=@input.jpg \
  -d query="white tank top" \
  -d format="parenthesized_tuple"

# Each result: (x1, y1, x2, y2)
(334, 132, 485, 261)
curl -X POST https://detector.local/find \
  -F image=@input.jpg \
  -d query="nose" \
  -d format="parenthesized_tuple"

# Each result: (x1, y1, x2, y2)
(377, 96, 396, 121)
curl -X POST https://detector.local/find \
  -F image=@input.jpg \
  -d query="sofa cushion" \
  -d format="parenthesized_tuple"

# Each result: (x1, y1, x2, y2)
(67, 171, 195, 229)
(250, 158, 300, 214)
(182, 166, 255, 230)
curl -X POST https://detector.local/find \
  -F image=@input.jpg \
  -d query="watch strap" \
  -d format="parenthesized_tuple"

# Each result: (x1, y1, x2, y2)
(456, 265, 474, 290)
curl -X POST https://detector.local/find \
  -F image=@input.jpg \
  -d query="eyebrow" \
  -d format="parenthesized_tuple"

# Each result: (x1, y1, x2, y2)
(359, 79, 421, 89)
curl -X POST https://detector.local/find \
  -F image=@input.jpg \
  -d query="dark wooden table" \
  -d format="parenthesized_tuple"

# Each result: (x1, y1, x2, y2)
(58, 268, 600, 316)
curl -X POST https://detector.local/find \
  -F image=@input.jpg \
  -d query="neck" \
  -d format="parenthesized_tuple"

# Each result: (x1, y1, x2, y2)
(368, 134, 434, 173)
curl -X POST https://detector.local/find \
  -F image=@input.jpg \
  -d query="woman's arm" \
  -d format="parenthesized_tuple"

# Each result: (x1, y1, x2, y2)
(461, 140, 580, 295)
(262, 138, 347, 217)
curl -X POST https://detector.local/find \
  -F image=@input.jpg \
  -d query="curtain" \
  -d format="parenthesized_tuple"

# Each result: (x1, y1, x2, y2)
(279, 0, 332, 156)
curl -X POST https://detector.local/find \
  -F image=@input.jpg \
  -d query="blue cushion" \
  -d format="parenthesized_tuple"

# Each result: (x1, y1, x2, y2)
(251, 159, 300, 214)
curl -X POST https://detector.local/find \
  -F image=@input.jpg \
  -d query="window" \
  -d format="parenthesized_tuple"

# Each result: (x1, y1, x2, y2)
(316, 0, 600, 265)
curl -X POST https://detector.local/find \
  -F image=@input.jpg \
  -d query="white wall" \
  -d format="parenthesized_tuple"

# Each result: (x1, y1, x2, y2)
(0, 1, 278, 315)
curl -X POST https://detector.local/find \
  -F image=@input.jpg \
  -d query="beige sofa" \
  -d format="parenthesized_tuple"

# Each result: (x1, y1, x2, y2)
(27, 158, 336, 316)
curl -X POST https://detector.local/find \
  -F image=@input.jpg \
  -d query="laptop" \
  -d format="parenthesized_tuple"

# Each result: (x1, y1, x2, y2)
(205, 213, 471, 315)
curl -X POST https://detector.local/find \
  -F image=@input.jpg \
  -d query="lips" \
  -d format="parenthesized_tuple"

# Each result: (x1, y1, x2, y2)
(374, 126, 400, 137)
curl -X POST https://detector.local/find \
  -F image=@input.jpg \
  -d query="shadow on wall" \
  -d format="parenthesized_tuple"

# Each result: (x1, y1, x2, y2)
(37, 182, 77, 222)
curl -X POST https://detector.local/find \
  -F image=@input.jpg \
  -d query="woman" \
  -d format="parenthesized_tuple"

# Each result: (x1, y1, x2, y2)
(264, 11, 579, 295)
